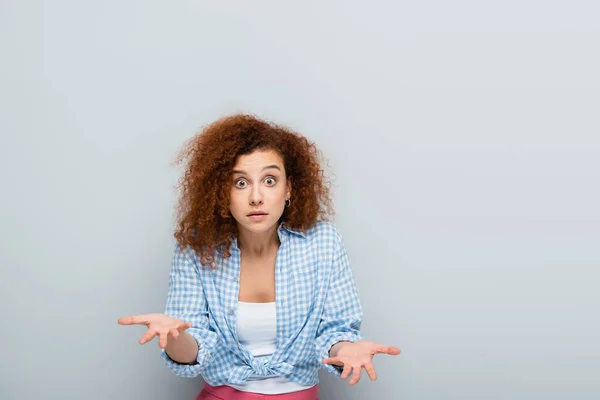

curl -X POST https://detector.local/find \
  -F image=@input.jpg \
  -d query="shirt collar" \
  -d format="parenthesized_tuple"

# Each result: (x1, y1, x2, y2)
(278, 221, 306, 240)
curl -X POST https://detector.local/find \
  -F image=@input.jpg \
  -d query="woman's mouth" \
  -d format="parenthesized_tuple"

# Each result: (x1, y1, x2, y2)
(247, 212, 268, 221)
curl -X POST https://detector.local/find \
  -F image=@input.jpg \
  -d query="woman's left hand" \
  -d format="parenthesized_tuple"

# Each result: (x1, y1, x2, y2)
(323, 340, 401, 386)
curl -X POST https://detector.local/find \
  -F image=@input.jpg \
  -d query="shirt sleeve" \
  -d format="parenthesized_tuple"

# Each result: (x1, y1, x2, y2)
(160, 243, 220, 378)
(315, 230, 364, 377)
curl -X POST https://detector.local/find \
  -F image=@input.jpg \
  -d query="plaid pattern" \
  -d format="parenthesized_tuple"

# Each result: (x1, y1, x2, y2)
(160, 221, 363, 387)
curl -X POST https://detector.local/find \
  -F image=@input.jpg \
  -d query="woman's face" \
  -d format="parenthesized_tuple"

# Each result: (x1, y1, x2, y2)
(229, 149, 291, 236)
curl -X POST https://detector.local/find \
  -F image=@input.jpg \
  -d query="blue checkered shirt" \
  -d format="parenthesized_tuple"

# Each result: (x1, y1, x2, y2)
(160, 221, 363, 386)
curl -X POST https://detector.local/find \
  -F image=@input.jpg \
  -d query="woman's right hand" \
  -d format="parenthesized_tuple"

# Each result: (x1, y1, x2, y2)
(117, 313, 192, 349)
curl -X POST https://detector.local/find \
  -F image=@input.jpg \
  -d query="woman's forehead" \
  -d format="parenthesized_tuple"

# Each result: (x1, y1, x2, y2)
(233, 149, 284, 171)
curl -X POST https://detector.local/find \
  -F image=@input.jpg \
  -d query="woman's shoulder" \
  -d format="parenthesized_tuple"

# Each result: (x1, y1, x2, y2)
(305, 220, 337, 234)
(300, 221, 344, 246)
(173, 241, 199, 257)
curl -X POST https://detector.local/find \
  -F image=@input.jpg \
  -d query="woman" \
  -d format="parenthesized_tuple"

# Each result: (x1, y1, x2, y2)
(118, 114, 400, 399)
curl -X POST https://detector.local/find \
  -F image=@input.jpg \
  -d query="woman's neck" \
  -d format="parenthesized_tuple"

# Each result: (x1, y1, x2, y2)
(237, 224, 280, 257)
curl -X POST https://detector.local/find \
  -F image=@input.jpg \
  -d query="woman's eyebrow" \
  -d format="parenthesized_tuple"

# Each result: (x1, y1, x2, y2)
(232, 165, 281, 175)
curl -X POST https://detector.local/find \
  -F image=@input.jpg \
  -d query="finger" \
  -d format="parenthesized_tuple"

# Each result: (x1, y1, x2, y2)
(364, 362, 378, 381)
(158, 331, 168, 349)
(348, 365, 362, 385)
(323, 357, 343, 366)
(118, 315, 150, 326)
(169, 328, 180, 339)
(375, 345, 401, 355)
(138, 329, 156, 345)
(177, 322, 192, 331)
(341, 364, 352, 380)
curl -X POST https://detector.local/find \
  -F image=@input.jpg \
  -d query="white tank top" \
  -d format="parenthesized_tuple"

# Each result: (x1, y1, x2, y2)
(228, 301, 314, 394)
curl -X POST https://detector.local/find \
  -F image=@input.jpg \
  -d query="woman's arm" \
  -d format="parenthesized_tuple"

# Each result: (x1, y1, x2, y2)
(164, 330, 199, 364)
(316, 230, 401, 385)
(315, 231, 364, 377)
(160, 243, 220, 376)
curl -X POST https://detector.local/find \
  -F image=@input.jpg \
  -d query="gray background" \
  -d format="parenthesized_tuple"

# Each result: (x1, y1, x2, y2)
(1, 1, 599, 399)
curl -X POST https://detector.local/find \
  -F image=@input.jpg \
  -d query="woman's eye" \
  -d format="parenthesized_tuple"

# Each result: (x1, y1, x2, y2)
(235, 179, 248, 188)
(265, 177, 276, 185)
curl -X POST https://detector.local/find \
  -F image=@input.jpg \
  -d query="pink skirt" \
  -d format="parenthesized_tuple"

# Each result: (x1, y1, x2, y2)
(196, 382, 319, 400)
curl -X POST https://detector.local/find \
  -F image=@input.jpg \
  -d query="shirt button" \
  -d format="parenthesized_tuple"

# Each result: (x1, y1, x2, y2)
(233, 277, 239, 283)
(229, 309, 235, 315)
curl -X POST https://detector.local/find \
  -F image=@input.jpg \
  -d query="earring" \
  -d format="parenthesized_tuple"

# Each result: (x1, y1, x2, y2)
(285, 199, 291, 207)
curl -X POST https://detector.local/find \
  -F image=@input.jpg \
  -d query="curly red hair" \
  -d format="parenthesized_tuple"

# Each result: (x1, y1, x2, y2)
(172, 113, 334, 268)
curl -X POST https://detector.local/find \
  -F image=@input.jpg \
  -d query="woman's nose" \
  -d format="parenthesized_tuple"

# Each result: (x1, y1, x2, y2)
(249, 186, 263, 205)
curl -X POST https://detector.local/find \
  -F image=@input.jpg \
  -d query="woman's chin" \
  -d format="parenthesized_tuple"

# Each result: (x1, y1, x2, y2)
(238, 220, 278, 234)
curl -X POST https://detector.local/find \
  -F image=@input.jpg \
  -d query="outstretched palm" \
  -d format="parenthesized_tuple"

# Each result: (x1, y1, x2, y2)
(118, 313, 192, 349)
(323, 340, 401, 385)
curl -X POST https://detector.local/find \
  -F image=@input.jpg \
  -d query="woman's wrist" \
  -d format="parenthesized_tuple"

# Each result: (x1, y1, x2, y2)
(165, 330, 199, 364)
(329, 340, 352, 358)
